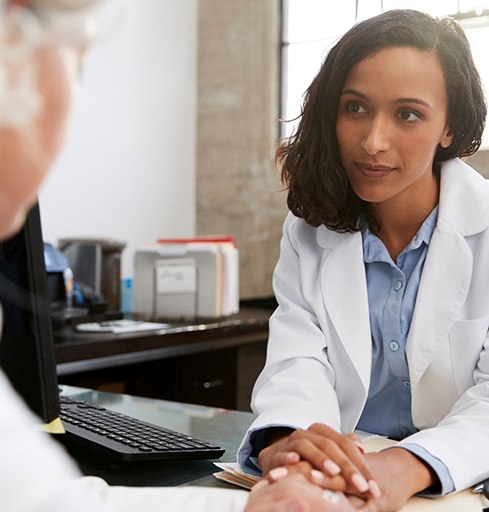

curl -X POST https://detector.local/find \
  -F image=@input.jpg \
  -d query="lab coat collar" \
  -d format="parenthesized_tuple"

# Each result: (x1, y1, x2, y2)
(437, 158, 489, 236)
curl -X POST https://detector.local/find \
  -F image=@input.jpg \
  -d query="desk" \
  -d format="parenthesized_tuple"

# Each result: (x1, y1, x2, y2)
(60, 387, 489, 512)
(60, 385, 253, 488)
(54, 307, 271, 410)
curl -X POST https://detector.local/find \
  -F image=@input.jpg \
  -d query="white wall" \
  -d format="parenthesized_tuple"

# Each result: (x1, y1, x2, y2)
(39, 0, 197, 279)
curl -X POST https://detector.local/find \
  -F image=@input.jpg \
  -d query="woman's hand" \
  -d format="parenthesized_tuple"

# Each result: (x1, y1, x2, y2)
(244, 473, 378, 512)
(258, 424, 380, 499)
(258, 437, 437, 511)
(362, 448, 438, 512)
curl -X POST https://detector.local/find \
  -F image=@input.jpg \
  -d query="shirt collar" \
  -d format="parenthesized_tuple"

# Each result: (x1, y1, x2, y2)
(361, 206, 438, 264)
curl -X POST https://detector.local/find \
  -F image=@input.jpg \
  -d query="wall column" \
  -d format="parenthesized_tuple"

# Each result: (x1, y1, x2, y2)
(197, 0, 285, 299)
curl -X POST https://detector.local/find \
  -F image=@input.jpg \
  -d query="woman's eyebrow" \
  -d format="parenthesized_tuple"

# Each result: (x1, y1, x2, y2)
(341, 88, 431, 108)
(340, 88, 366, 98)
(392, 97, 431, 108)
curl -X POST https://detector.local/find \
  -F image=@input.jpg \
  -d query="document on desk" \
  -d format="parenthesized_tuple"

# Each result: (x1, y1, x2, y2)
(214, 436, 485, 511)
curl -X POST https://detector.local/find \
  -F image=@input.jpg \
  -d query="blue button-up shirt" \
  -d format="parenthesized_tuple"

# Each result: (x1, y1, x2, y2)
(357, 206, 453, 494)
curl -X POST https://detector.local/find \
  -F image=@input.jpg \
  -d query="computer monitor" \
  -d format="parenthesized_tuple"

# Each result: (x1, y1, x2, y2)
(0, 203, 60, 424)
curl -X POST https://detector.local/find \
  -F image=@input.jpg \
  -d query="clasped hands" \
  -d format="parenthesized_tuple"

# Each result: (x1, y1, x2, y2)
(246, 423, 434, 512)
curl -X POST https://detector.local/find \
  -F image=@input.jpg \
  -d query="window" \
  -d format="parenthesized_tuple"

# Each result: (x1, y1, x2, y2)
(281, 0, 489, 147)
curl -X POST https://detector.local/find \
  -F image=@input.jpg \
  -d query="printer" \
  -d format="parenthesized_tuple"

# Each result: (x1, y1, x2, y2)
(134, 241, 239, 320)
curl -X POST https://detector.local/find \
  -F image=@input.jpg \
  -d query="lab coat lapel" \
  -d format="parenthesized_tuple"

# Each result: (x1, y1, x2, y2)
(319, 231, 372, 391)
(406, 158, 489, 387)
(406, 218, 473, 389)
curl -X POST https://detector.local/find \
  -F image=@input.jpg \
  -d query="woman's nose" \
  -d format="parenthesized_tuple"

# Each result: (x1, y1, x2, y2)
(360, 115, 391, 155)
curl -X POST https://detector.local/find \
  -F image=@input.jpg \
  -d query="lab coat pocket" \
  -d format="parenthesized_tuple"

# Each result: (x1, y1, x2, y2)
(449, 316, 489, 395)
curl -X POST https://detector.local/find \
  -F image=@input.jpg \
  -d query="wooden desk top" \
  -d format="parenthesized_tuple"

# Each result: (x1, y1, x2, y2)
(54, 307, 271, 376)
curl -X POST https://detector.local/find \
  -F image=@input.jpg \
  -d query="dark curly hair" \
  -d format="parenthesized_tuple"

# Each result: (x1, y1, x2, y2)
(279, 9, 487, 231)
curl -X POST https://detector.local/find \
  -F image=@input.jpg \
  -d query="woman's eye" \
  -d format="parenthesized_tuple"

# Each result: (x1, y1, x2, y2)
(398, 109, 420, 122)
(346, 103, 367, 114)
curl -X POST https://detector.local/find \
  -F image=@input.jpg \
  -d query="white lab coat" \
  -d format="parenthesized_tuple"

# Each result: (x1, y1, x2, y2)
(0, 314, 249, 511)
(239, 158, 489, 493)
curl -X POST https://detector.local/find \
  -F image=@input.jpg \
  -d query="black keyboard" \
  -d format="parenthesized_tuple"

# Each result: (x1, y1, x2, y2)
(59, 396, 225, 462)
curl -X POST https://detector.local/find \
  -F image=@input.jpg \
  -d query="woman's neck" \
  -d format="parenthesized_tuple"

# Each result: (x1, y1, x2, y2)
(369, 174, 439, 261)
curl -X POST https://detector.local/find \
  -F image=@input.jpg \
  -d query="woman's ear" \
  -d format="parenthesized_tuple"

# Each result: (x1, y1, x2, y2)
(440, 126, 454, 149)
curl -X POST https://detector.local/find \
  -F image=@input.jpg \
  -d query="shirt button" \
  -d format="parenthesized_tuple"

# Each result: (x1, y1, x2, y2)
(403, 380, 411, 389)
(394, 280, 403, 291)
(389, 340, 400, 352)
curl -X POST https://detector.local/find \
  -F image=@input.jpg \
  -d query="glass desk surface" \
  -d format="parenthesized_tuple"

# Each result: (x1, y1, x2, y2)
(59, 385, 254, 488)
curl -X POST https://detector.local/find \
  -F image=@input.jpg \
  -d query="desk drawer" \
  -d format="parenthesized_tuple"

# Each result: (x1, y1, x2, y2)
(174, 349, 236, 409)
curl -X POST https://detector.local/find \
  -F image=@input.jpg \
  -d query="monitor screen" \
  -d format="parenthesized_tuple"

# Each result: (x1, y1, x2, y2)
(0, 203, 60, 423)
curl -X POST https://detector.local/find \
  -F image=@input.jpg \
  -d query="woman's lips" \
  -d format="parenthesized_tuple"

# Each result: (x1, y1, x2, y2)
(355, 162, 395, 177)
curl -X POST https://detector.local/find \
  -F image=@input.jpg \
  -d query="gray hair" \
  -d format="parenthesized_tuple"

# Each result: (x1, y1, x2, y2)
(0, 0, 106, 127)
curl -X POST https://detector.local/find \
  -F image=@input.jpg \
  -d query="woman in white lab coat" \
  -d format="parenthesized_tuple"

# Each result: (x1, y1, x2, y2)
(238, 8, 489, 512)
(0, 1, 351, 511)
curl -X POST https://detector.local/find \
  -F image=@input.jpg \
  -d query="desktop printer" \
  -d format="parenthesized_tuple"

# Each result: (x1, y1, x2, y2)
(134, 240, 239, 320)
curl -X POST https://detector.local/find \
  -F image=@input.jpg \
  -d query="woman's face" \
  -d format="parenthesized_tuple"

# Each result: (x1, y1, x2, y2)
(0, 39, 79, 240)
(335, 46, 453, 213)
